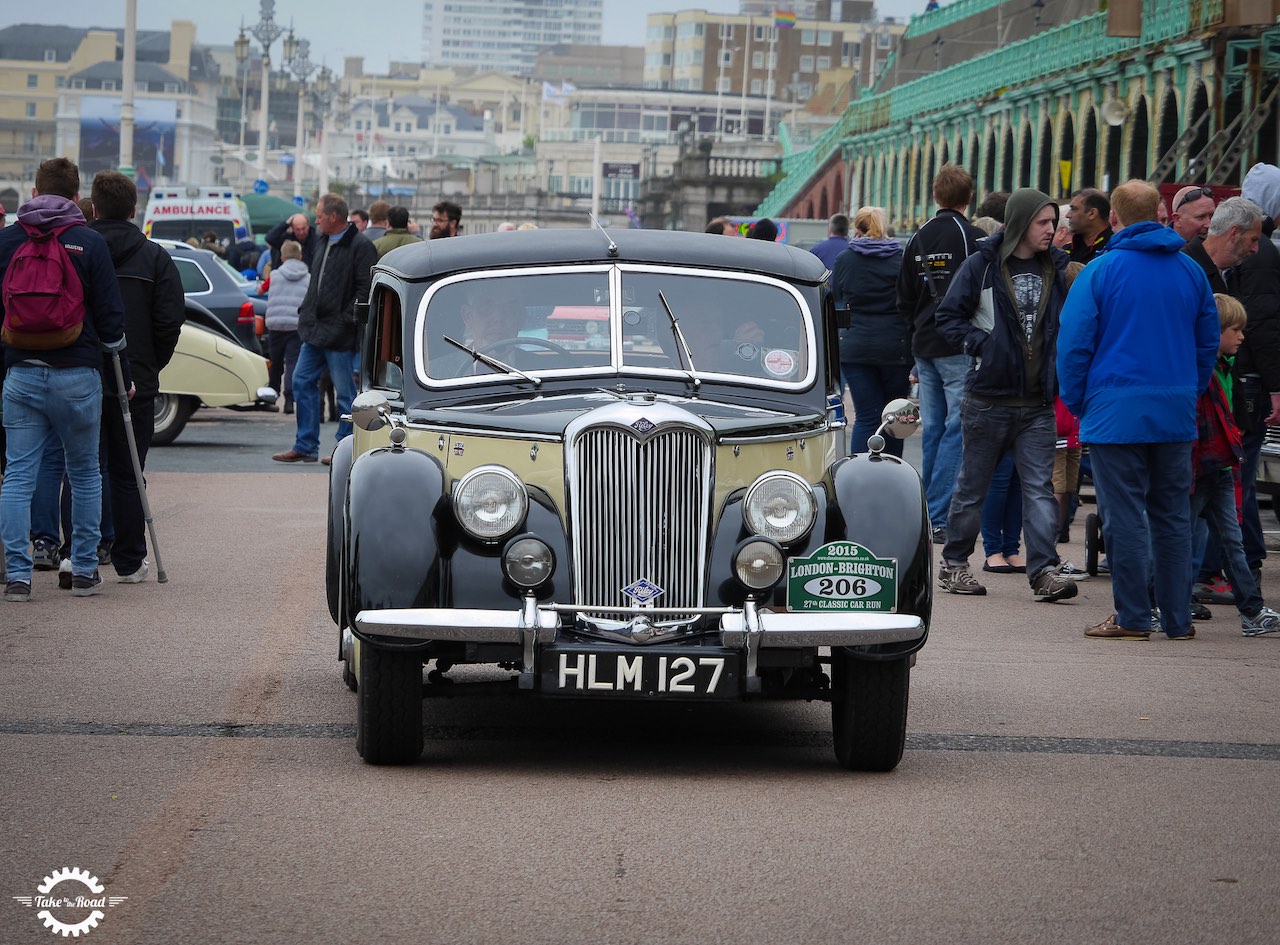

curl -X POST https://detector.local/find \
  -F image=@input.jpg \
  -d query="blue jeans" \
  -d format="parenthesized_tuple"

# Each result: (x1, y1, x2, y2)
(2, 366, 103, 582)
(1191, 469, 1264, 618)
(291, 342, 356, 457)
(915, 354, 968, 529)
(30, 435, 114, 551)
(1238, 387, 1267, 568)
(981, 453, 1022, 559)
(844, 361, 911, 457)
(1090, 442, 1193, 636)
(942, 399, 1058, 584)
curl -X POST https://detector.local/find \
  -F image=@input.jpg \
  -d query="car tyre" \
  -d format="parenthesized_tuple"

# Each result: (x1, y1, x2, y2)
(830, 650, 909, 772)
(152, 394, 197, 446)
(1084, 512, 1102, 576)
(356, 643, 423, 765)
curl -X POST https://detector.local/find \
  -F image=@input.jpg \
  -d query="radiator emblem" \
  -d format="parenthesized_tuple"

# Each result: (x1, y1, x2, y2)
(631, 417, 656, 435)
(622, 578, 665, 604)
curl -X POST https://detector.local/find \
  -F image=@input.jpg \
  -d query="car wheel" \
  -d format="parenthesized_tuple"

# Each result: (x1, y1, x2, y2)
(830, 650, 909, 772)
(1084, 512, 1102, 576)
(152, 394, 196, 446)
(356, 642, 423, 764)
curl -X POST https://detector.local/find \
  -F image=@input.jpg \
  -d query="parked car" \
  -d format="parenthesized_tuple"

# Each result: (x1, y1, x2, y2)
(329, 228, 931, 771)
(153, 298, 275, 445)
(156, 238, 267, 352)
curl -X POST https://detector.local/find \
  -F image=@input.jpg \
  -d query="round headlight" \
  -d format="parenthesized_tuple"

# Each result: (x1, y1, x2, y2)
(454, 465, 528, 541)
(734, 538, 785, 591)
(743, 472, 816, 544)
(503, 535, 555, 588)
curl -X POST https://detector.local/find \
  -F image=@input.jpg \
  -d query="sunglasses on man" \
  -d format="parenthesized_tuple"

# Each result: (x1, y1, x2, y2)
(1174, 186, 1213, 212)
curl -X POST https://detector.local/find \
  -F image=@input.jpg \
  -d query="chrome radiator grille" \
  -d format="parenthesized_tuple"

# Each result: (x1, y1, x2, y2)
(570, 424, 712, 616)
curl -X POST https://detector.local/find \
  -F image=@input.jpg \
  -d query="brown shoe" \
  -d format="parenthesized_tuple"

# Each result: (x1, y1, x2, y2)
(1084, 613, 1150, 640)
(320, 454, 333, 466)
(272, 449, 318, 463)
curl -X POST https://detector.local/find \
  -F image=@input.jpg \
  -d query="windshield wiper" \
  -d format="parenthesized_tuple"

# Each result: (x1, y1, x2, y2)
(442, 335, 541, 387)
(657, 290, 700, 392)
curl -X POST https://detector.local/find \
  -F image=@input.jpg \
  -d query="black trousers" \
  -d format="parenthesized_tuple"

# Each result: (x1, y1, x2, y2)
(267, 329, 301, 397)
(100, 393, 155, 575)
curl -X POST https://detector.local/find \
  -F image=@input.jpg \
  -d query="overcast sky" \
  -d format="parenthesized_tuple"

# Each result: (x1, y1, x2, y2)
(27, 1, 923, 73)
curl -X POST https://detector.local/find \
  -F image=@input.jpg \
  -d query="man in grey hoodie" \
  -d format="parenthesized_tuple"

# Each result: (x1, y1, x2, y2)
(0, 157, 128, 600)
(933, 187, 1076, 603)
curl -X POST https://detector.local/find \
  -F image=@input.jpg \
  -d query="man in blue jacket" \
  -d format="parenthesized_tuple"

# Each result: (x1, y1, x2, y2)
(1, 157, 128, 600)
(1058, 179, 1220, 640)
(934, 187, 1076, 603)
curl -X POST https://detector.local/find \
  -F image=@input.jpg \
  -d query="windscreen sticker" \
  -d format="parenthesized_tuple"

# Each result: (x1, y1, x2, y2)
(763, 348, 796, 377)
(787, 542, 897, 612)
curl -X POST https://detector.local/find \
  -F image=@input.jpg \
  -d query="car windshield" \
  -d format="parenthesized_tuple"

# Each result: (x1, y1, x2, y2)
(418, 267, 812, 387)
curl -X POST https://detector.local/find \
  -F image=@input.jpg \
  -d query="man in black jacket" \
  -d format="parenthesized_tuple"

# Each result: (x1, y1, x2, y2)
(934, 188, 1075, 603)
(88, 170, 184, 583)
(897, 165, 984, 543)
(265, 212, 324, 270)
(1236, 164, 1280, 577)
(273, 193, 376, 464)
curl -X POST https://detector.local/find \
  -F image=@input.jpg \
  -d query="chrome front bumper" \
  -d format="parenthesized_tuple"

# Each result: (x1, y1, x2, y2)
(354, 599, 926, 692)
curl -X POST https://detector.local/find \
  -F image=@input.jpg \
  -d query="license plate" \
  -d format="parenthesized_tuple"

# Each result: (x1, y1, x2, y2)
(541, 646, 740, 699)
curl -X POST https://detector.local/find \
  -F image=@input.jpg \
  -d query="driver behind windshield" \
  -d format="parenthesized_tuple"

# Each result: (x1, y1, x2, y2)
(430, 282, 527, 377)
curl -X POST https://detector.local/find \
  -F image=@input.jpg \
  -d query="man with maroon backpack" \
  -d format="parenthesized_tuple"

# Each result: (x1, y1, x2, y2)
(0, 156, 127, 601)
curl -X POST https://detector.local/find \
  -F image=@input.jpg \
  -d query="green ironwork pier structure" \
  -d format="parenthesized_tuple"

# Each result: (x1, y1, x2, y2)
(756, 0, 1280, 228)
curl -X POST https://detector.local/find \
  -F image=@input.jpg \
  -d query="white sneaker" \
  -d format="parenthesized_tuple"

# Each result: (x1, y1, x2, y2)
(117, 560, 149, 584)
(58, 558, 73, 590)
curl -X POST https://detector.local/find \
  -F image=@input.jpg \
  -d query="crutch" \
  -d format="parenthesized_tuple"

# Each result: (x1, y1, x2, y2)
(108, 349, 168, 583)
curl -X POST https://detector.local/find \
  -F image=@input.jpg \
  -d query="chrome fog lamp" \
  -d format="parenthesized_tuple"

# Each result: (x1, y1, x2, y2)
(503, 535, 555, 588)
(743, 471, 817, 544)
(454, 465, 528, 541)
(733, 538, 785, 592)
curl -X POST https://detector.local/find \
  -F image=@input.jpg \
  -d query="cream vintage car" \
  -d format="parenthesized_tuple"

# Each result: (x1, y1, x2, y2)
(328, 227, 931, 770)
(153, 298, 275, 445)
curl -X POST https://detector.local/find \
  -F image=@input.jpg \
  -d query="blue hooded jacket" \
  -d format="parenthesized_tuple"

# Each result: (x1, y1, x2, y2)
(1057, 221, 1219, 444)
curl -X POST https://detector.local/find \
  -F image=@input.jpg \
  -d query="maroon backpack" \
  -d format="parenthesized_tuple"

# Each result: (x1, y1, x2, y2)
(1, 221, 86, 349)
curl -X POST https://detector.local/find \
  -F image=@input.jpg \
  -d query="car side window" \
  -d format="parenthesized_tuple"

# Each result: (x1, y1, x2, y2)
(173, 257, 211, 294)
(369, 286, 404, 394)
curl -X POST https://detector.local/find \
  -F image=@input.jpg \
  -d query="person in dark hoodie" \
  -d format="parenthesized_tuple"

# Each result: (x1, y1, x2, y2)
(0, 157, 128, 601)
(83, 170, 184, 584)
(832, 206, 909, 455)
(1058, 180, 1219, 640)
(934, 187, 1076, 604)
(897, 165, 985, 544)
(272, 193, 376, 465)
(1234, 163, 1280, 580)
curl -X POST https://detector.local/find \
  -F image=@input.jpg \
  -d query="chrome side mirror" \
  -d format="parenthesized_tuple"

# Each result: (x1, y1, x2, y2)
(867, 398, 921, 453)
(879, 398, 921, 440)
(351, 390, 390, 432)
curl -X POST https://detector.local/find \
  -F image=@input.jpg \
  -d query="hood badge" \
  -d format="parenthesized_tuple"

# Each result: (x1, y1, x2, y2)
(622, 578, 665, 605)
(631, 417, 656, 435)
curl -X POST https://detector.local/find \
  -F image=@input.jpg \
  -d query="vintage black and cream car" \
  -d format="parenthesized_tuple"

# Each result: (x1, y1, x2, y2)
(328, 226, 931, 771)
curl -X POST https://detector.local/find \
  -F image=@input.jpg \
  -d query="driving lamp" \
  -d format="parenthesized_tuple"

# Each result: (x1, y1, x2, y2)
(743, 472, 816, 544)
(733, 538, 785, 592)
(454, 465, 528, 540)
(503, 535, 555, 588)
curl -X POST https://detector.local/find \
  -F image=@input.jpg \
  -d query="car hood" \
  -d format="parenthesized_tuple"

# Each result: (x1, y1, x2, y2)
(405, 390, 826, 438)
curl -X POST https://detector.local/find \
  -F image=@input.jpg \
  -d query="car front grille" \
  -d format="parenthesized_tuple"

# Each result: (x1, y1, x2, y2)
(569, 422, 712, 619)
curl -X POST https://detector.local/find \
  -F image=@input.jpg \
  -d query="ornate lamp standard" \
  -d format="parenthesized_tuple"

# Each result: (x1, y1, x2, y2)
(246, 0, 285, 182)
(282, 31, 318, 202)
(233, 27, 251, 192)
(311, 66, 336, 196)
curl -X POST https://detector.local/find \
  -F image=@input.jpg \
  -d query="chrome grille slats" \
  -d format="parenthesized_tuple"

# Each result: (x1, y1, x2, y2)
(568, 406, 712, 622)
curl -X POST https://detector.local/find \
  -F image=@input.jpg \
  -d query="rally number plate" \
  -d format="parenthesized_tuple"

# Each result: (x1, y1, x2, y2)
(541, 646, 740, 699)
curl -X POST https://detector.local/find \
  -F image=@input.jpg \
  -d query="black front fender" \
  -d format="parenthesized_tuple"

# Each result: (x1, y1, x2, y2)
(346, 447, 447, 626)
(829, 452, 932, 647)
(326, 434, 356, 626)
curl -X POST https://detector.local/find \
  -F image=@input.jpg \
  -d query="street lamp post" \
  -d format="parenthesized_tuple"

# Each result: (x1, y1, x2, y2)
(311, 67, 337, 196)
(247, 0, 284, 183)
(234, 27, 250, 193)
(283, 31, 317, 201)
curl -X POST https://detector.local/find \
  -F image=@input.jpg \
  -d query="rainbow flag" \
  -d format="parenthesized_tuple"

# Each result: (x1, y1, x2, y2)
(774, 9, 797, 29)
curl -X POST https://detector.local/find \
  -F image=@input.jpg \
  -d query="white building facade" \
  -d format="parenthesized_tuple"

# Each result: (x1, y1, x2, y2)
(421, 0, 604, 74)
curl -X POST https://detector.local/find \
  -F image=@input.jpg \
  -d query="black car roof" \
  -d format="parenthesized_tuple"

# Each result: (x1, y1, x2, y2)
(376, 228, 830, 286)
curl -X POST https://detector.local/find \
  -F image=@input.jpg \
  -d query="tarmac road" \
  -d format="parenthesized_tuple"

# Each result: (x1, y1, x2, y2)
(1, 407, 1278, 944)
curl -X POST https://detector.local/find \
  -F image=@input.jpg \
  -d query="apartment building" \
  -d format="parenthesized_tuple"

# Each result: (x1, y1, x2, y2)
(422, 0, 604, 74)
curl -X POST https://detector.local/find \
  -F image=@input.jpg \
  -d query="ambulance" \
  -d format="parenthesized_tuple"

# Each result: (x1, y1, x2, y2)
(143, 185, 252, 247)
